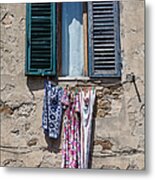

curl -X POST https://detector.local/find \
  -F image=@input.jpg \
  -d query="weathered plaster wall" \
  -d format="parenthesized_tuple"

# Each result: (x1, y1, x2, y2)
(0, 1, 145, 169)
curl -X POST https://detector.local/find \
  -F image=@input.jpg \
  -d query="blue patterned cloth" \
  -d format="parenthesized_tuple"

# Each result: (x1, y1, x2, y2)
(42, 80, 63, 139)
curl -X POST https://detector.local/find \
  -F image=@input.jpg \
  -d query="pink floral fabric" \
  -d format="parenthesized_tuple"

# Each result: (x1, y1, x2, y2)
(61, 88, 96, 169)
(61, 90, 81, 168)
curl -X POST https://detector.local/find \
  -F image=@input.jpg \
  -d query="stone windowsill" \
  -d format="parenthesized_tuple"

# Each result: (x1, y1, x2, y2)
(57, 76, 121, 88)
(58, 76, 90, 81)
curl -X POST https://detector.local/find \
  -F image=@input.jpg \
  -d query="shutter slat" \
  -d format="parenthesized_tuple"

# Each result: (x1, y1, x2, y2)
(31, 15, 50, 19)
(31, 33, 51, 36)
(93, 2, 113, 5)
(93, 22, 114, 26)
(31, 47, 51, 50)
(31, 59, 50, 62)
(32, 54, 50, 57)
(94, 38, 114, 42)
(93, 26, 114, 30)
(31, 3, 51, 6)
(93, 37, 114, 41)
(93, 18, 114, 22)
(94, 45, 115, 48)
(31, 41, 50, 45)
(93, 34, 114, 38)
(93, 31, 114, 35)
(94, 52, 115, 56)
(93, 6, 113, 10)
(31, 7, 51, 10)
(94, 62, 115, 65)
(93, 11, 114, 14)
(32, 12, 51, 16)
(31, 22, 51, 26)
(93, 14, 114, 18)
(94, 56, 115, 60)
(94, 65, 115, 69)
(31, 27, 51, 31)
(31, 49, 51, 52)
(94, 48, 115, 51)
(31, 37, 51, 41)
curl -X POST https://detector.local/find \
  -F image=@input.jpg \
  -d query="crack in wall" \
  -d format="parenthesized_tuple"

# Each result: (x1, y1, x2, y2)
(0, 145, 47, 155)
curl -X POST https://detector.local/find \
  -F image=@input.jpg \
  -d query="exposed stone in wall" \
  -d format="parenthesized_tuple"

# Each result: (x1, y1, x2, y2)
(96, 86, 123, 118)
(0, 1, 144, 170)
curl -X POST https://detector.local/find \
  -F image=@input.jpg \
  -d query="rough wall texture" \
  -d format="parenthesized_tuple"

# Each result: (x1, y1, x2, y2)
(0, 1, 145, 170)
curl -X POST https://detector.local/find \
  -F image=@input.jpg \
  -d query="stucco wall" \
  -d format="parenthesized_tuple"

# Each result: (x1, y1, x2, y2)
(0, 1, 145, 169)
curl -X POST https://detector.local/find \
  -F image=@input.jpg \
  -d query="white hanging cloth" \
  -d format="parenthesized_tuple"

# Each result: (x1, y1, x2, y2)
(79, 88, 96, 168)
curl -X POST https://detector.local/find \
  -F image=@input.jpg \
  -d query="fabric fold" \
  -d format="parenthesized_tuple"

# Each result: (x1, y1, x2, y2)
(61, 90, 81, 168)
(79, 88, 96, 168)
(42, 80, 63, 139)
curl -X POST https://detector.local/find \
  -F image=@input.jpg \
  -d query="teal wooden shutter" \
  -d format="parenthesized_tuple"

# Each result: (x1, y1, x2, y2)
(88, 1, 121, 77)
(25, 3, 56, 76)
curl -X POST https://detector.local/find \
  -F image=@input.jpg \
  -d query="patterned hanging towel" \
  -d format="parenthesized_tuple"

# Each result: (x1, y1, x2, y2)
(79, 88, 96, 168)
(42, 80, 63, 139)
(61, 90, 81, 168)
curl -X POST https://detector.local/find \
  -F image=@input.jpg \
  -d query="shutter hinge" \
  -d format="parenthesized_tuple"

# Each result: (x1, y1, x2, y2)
(117, 62, 122, 70)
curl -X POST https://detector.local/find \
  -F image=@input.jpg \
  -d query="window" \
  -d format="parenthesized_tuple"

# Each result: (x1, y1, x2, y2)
(61, 2, 84, 77)
(25, 1, 121, 78)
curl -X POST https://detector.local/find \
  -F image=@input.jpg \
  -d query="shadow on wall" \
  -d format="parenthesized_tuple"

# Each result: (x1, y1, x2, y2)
(88, 97, 97, 168)
(44, 135, 61, 153)
(26, 76, 58, 100)
(26, 76, 45, 91)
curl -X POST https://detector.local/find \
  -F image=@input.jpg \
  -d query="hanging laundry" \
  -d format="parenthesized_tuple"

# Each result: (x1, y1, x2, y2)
(42, 80, 63, 139)
(79, 88, 96, 168)
(61, 89, 81, 168)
